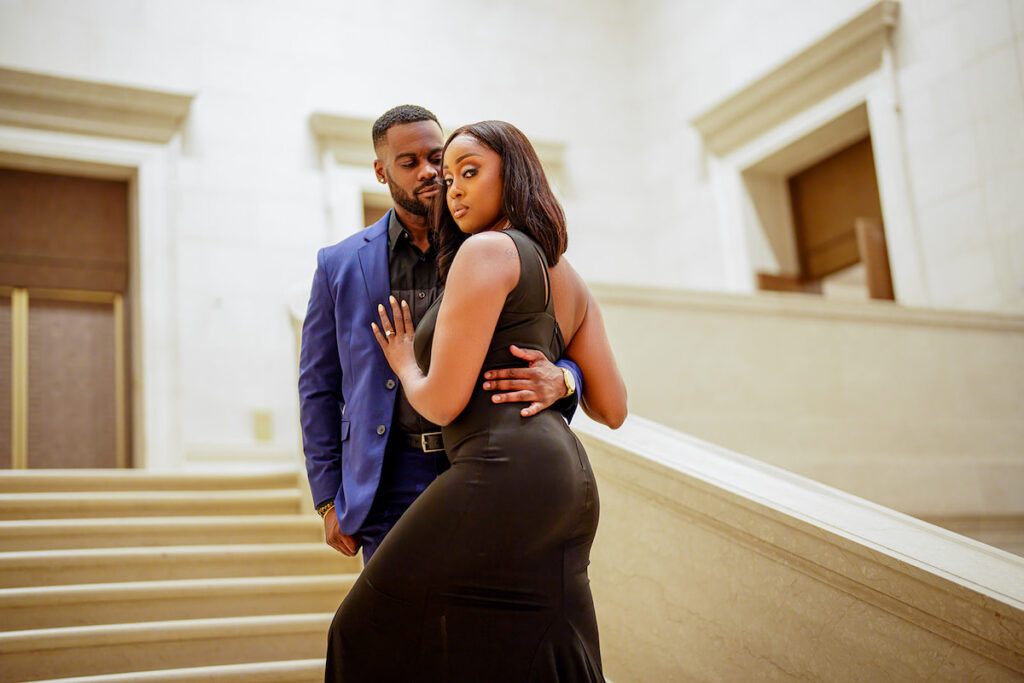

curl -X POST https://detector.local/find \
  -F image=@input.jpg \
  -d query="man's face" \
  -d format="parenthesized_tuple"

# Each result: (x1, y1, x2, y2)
(375, 120, 444, 217)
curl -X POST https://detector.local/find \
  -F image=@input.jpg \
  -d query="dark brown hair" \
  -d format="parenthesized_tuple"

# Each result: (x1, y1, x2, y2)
(430, 120, 567, 282)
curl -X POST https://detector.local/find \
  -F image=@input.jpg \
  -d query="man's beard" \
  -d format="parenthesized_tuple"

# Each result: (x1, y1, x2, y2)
(386, 170, 436, 217)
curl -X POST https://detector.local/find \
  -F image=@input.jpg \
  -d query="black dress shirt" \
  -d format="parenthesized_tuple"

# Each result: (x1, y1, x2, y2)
(387, 212, 442, 436)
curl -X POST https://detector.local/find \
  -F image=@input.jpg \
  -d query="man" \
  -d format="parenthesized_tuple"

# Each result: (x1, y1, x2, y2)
(299, 105, 582, 562)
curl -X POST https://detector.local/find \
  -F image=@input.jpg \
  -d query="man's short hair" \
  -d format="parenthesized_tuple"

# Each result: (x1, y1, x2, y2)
(372, 105, 440, 151)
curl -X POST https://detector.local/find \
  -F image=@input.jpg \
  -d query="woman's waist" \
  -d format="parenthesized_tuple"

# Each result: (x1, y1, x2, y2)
(442, 396, 571, 455)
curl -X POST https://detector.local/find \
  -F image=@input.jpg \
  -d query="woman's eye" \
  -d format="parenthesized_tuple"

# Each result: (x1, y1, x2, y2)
(462, 168, 477, 178)
(443, 177, 453, 187)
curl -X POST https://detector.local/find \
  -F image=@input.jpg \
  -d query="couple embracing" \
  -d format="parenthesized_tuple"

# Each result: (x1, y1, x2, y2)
(299, 104, 627, 682)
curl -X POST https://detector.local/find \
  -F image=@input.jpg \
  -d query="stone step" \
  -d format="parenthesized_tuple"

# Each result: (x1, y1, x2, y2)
(0, 614, 332, 682)
(0, 575, 355, 630)
(0, 470, 301, 493)
(0, 515, 323, 551)
(35, 659, 324, 682)
(0, 543, 361, 588)
(0, 489, 301, 520)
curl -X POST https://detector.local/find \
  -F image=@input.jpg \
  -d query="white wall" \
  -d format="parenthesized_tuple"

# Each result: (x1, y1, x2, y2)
(629, 0, 1024, 312)
(896, 0, 1024, 311)
(1, 0, 1020, 466)
(0, 0, 644, 464)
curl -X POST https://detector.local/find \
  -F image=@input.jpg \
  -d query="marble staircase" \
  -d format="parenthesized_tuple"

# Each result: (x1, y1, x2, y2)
(0, 470, 357, 682)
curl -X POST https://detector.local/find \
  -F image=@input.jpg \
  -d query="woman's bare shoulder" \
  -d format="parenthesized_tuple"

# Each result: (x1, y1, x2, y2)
(449, 231, 520, 288)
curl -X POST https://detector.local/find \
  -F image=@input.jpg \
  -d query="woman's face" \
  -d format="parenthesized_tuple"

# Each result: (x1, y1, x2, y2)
(443, 134, 504, 234)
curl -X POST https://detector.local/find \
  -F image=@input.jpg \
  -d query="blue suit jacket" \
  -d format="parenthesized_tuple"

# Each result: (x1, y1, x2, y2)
(298, 211, 582, 535)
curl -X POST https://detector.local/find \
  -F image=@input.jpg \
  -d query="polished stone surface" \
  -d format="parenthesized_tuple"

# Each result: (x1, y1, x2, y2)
(576, 415, 1024, 681)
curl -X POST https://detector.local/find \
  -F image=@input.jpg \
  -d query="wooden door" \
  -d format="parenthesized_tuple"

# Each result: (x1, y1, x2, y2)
(0, 167, 130, 468)
(787, 136, 894, 298)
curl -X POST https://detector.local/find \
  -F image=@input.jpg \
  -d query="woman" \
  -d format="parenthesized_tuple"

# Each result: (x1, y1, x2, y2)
(326, 121, 627, 682)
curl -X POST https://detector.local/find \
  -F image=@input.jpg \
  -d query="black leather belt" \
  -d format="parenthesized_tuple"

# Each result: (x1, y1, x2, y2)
(404, 431, 445, 453)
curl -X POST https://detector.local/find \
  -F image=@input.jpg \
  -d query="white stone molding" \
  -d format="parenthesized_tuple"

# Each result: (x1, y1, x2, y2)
(309, 113, 376, 168)
(0, 69, 192, 470)
(689, 1, 929, 306)
(576, 413, 1024, 678)
(0, 126, 181, 471)
(0, 67, 194, 144)
(690, 1, 899, 157)
(310, 112, 570, 241)
(310, 111, 569, 179)
(588, 282, 1024, 332)
(587, 281, 1024, 527)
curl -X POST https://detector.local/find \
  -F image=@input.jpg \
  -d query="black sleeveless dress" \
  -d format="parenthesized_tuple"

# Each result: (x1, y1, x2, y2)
(326, 229, 603, 682)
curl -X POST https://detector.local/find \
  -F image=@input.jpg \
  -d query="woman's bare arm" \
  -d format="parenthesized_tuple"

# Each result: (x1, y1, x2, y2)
(551, 259, 627, 428)
(373, 231, 518, 426)
(565, 292, 627, 428)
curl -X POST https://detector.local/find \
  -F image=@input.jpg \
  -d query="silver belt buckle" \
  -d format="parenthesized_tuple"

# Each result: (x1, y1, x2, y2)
(420, 431, 444, 453)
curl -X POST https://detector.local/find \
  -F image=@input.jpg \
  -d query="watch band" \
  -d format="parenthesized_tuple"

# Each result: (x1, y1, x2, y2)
(316, 500, 335, 518)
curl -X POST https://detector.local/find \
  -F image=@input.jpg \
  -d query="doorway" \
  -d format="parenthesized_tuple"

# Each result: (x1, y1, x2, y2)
(0, 167, 131, 468)
(787, 136, 894, 300)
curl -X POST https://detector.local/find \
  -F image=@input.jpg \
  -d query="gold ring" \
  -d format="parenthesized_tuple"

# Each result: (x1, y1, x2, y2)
(385, 330, 394, 338)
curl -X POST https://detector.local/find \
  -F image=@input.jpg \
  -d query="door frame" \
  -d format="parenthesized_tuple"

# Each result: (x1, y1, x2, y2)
(0, 125, 181, 469)
(689, 1, 929, 306)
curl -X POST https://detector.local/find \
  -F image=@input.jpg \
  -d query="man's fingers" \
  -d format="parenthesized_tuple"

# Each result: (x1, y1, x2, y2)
(491, 390, 536, 404)
(483, 367, 535, 381)
(508, 344, 545, 362)
(339, 533, 360, 552)
(328, 534, 357, 557)
(521, 401, 544, 417)
(483, 378, 531, 391)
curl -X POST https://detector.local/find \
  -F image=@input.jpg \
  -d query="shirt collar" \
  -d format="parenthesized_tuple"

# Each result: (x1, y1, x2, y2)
(388, 210, 434, 257)
(387, 210, 407, 254)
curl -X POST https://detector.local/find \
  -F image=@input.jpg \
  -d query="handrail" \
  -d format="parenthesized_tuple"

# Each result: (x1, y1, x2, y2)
(573, 414, 1024, 678)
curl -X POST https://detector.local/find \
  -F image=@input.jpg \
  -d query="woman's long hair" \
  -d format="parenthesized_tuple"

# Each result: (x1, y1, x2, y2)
(430, 121, 567, 282)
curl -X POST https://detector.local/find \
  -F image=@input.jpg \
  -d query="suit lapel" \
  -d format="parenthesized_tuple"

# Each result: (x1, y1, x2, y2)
(358, 211, 391, 307)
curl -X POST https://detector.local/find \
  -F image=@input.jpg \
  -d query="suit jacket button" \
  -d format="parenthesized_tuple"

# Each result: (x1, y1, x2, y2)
(376, 424, 386, 435)
(386, 379, 396, 390)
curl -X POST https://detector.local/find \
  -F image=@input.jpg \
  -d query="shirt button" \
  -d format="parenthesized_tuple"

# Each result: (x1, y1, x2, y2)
(417, 291, 425, 299)
(386, 379, 396, 390)
(376, 425, 386, 435)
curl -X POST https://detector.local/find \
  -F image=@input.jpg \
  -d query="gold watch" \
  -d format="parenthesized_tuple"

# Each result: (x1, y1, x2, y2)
(561, 367, 576, 398)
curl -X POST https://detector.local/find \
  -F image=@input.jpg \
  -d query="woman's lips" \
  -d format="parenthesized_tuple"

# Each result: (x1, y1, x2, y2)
(451, 206, 468, 219)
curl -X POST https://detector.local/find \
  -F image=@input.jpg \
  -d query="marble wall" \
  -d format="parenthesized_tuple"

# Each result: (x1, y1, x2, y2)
(629, 0, 1024, 312)
(576, 415, 1024, 681)
(0, 0, 643, 464)
(0, 0, 1020, 467)
(590, 283, 1024, 522)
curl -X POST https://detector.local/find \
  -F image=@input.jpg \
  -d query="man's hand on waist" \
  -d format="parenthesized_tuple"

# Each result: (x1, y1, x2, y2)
(481, 344, 569, 418)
